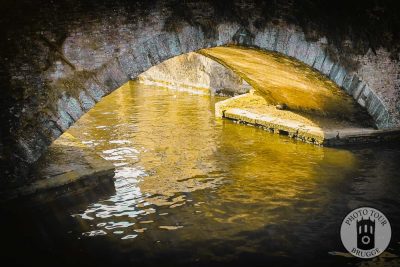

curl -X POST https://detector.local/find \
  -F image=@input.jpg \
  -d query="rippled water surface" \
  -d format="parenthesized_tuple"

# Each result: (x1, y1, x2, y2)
(3, 82, 400, 266)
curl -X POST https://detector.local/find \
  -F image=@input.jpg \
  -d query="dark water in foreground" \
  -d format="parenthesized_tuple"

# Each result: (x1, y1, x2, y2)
(2, 82, 400, 267)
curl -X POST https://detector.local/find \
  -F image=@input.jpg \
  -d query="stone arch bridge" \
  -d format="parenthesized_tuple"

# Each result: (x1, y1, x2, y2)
(0, 0, 400, 184)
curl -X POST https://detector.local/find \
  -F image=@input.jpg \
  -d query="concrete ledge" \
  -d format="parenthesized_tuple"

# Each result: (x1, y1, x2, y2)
(324, 128, 400, 146)
(217, 94, 400, 146)
(0, 133, 115, 202)
(224, 108, 325, 144)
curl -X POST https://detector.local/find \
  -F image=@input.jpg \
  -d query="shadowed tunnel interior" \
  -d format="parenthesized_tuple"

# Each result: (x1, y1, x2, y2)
(0, 44, 386, 186)
(1, 2, 400, 167)
(48, 44, 376, 162)
(2, 0, 400, 184)
(20, 44, 379, 193)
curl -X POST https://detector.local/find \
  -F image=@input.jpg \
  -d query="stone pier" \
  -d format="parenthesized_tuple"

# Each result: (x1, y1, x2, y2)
(216, 93, 400, 146)
(0, 133, 115, 202)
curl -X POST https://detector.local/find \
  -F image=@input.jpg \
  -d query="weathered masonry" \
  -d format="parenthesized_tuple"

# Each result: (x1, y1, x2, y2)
(1, 0, 400, 185)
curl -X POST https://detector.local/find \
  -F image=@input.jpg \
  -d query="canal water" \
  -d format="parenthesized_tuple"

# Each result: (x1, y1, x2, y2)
(2, 81, 400, 266)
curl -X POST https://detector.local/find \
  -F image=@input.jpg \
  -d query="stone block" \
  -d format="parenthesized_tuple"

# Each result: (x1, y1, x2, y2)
(142, 38, 162, 66)
(292, 35, 309, 64)
(254, 28, 269, 48)
(286, 32, 300, 57)
(95, 59, 129, 93)
(117, 51, 142, 78)
(132, 44, 153, 73)
(342, 73, 355, 92)
(365, 92, 380, 116)
(177, 25, 205, 54)
(329, 63, 340, 81)
(374, 106, 389, 128)
(85, 78, 106, 102)
(352, 82, 366, 100)
(79, 91, 96, 111)
(321, 56, 334, 76)
(356, 85, 371, 108)
(275, 28, 291, 54)
(267, 27, 279, 51)
(156, 32, 182, 60)
(216, 23, 240, 46)
(304, 43, 319, 66)
(312, 50, 326, 71)
(347, 76, 361, 95)
(56, 110, 74, 131)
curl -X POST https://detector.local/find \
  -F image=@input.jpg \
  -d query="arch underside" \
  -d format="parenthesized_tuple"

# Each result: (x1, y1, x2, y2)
(198, 46, 373, 124)
(13, 25, 396, 166)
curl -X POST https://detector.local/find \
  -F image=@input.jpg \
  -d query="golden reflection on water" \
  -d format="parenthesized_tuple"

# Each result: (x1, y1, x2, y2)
(65, 81, 357, 241)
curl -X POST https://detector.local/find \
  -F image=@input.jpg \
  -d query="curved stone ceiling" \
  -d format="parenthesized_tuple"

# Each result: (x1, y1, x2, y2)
(199, 46, 371, 123)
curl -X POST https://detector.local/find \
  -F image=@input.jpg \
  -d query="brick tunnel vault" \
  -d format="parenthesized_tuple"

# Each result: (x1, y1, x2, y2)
(1, 0, 400, 184)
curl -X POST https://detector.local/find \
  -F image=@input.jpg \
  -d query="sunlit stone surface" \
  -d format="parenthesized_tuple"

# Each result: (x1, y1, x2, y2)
(215, 93, 400, 145)
(199, 46, 371, 121)
(138, 52, 251, 96)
